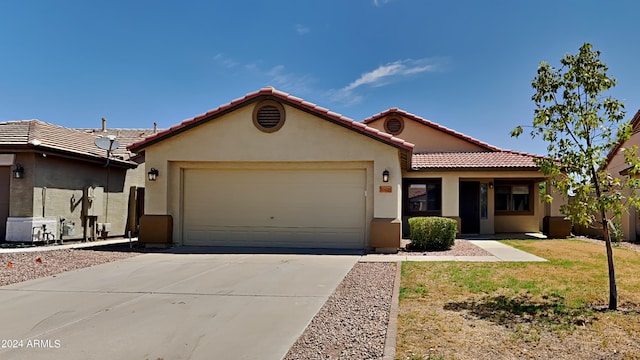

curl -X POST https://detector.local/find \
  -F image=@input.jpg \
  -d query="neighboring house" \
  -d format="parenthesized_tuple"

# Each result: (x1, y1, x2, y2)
(128, 87, 563, 250)
(0, 119, 154, 242)
(579, 109, 640, 241)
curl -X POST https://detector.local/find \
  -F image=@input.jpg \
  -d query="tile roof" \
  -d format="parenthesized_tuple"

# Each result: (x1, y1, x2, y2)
(128, 87, 415, 153)
(78, 128, 159, 156)
(362, 108, 502, 152)
(0, 120, 143, 167)
(411, 151, 541, 170)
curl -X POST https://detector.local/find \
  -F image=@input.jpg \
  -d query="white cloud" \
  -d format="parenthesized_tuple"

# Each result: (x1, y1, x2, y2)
(295, 24, 310, 35)
(330, 58, 442, 106)
(267, 65, 314, 94)
(212, 55, 314, 95)
(213, 54, 238, 68)
(327, 88, 365, 106)
(343, 63, 403, 92)
(373, 0, 394, 7)
(342, 58, 440, 92)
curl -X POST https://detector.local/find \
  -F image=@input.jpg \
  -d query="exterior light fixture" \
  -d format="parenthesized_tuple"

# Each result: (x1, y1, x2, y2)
(12, 163, 24, 179)
(148, 168, 159, 181)
(489, 182, 494, 189)
(382, 169, 389, 183)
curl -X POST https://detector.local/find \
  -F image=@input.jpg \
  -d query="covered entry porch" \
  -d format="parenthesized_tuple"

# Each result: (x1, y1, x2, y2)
(401, 173, 549, 237)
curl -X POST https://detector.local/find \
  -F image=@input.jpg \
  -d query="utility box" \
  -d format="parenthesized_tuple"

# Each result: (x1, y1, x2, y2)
(370, 218, 401, 252)
(139, 215, 173, 246)
(543, 216, 572, 238)
(82, 186, 104, 217)
(97, 223, 112, 239)
(63, 221, 76, 236)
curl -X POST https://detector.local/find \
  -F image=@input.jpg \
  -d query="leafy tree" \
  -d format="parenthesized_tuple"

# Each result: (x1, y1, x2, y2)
(511, 43, 640, 310)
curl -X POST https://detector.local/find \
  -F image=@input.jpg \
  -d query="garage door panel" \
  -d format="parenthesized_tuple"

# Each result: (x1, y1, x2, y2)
(182, 168, 366, 249)
(184, 226, 363, 248)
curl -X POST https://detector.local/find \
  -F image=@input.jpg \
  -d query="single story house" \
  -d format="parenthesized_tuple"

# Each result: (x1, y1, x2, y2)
(0, 119, 154, 242)
(128, 87, 563, 250)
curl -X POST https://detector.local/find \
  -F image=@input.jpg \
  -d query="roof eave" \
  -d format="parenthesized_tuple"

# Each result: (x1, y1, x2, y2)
(409, 166, 541, 172)
(0, 144, 137, 169)
(128, 90, 415, 153)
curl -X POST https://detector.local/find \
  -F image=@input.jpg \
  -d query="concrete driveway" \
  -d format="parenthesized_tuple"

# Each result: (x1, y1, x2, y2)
(0, 251, 359, 360)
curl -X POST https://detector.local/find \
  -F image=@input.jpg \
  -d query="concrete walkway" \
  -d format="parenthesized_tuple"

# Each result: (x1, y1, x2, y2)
(0, 238, 136, 253)
(360, 240, 547, 262)
(0, 238, 547, 262)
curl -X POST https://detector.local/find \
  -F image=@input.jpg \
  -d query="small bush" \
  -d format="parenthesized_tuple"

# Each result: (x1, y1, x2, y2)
(609, 221, 623, 244)
(408, 216, 457, 251)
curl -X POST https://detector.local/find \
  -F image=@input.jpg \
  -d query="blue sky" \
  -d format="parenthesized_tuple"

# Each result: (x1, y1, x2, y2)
(1, 0, 638, 155)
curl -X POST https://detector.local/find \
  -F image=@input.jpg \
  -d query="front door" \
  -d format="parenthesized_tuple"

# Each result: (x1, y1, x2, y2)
(459, 181, 480, 234)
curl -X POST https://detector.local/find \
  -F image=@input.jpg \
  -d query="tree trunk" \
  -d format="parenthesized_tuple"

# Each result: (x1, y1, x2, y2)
(592, 166, 618, 310)
(600, 215, 618, 310)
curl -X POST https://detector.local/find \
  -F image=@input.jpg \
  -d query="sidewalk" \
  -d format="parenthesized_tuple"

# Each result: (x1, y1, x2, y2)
(1, 238, 547, 262)
(360, 240, 547, 262)
(0, 238, 137, 253)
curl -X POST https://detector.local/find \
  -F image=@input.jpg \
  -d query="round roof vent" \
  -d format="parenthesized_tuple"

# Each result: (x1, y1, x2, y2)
(384, 117, 404, 135)
(253, 100, 285, 133)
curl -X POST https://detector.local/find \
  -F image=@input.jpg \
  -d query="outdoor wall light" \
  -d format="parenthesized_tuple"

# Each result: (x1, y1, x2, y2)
(382, 169, 389, 183)
(12, 163, 24, 179)
(489, 182, 494, 189)
(148, 168, 159, 181)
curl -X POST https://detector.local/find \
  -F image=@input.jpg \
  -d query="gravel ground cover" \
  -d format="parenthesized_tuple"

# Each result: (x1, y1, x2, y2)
(284, 262, 397, 360)
(0, 248, 140, 287)
(398, 239, 493, 256)
(576, 236, 640, 252)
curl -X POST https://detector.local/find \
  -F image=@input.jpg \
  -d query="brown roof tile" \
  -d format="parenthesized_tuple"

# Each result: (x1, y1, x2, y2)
(128, 87, 415, 153)
(0, 120, 141, 166)
(77, 128, 159, 157)
(411, 151, 541, 170)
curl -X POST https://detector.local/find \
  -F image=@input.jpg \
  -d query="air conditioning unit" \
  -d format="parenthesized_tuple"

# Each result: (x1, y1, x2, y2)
(6, 217, 58, 243)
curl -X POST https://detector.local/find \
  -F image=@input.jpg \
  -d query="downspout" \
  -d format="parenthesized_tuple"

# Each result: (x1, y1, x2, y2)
(42, 187, 46, 217)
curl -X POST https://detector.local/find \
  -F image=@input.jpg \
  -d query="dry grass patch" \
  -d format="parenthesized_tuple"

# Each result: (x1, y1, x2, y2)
(396, 239, 640, 359)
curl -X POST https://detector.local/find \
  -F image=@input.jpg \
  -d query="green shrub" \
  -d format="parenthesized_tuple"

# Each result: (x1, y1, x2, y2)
(609, 221, 623, 244)
(408, 216, 457, 251)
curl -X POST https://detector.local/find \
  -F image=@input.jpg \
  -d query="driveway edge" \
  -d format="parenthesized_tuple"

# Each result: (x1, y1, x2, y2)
(383, 261, 402, 360)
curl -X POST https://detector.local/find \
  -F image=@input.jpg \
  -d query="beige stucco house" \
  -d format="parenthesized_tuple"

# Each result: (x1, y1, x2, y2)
(578, 109, 640, 242)
(0, 120, 153, 242)
(129, 87, 558, 250)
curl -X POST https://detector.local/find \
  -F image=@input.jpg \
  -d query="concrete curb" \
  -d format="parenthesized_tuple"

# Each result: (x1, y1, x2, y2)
(0, 238, 138, 253)
(382, 261, 402, 360)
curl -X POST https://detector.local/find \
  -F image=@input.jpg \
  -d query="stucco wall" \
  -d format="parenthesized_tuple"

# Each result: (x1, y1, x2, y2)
(8, 153, 144, 240)
(602, 131, 640, 241)
(142, 102, 404, 244)
(9, 153, 36, 217)
(367, 115, 488, 153)
(607, 131, 640, 176)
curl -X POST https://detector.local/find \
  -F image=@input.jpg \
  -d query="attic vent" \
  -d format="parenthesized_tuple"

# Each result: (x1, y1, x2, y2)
(384, 117, 404, 135)
(253, 100, 286, 133)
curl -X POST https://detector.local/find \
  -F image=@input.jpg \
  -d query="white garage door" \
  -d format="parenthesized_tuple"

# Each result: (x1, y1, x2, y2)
(182, 168, 366, 249)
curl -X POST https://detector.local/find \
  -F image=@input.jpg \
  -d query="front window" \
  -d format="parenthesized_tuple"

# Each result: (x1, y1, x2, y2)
(495, 183, 533, 214)
(404, 179, 441, 216)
